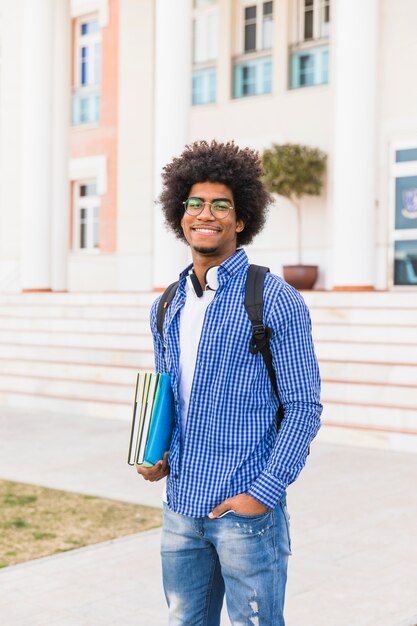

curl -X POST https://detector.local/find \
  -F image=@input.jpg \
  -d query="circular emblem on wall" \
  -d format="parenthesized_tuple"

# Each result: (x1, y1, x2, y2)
(402, 188, 417, 219)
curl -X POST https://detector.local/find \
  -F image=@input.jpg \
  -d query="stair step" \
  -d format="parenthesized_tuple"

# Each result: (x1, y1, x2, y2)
(0, 292, 157, 306)
(313, 324, 417, 343)
(303, 291, 417, 308)
(0, 305, 149, 320)
(0, 390, 131, 420)
(322, 380, 417, 409)
(0, 374, 134, 403)
(315, 341, 417, 364)
(322, 401, 417, 434)
(0, 343, 154, 368)
(320, 360, 417, 386)
(0, 330, 153, 350)
(0, 358, 139, 384)
(0, 317, 150, 333)
(317, 423, 417, 453)
(310, 307, 417, 325)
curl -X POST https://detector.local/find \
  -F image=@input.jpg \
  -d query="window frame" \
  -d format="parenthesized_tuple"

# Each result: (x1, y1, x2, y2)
(73, 180, 101, 253)
(74, 13, 102, 89)
(191, 0, 218, 106)
(233, 55, 272, 98)
(237, 0, 274, 56)
(297, 0, 330, 44)
(388, 142, 417, 289)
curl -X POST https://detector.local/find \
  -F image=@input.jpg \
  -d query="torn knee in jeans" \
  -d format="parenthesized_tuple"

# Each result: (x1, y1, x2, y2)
(249, 592, 260, 626)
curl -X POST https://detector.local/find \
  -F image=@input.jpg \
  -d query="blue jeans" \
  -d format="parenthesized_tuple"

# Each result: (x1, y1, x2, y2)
(161, 500, 291, 626)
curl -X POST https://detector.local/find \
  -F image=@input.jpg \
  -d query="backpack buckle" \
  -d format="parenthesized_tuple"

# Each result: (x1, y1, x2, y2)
(250, 325, 272, 354)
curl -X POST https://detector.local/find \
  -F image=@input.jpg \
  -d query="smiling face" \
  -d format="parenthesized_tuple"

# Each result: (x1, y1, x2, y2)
(180, 181, 245, 266)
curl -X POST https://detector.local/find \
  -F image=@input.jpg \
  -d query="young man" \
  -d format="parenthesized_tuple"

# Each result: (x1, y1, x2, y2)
(138, 140, 322, 625)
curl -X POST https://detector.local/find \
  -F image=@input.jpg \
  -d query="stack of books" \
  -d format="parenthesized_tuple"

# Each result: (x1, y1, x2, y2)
(127, 372, 175, 467)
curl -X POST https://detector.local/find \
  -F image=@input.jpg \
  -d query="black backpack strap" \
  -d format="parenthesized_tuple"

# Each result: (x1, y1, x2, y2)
(156, 280, 179, 342)
(245, 265, 285, 431)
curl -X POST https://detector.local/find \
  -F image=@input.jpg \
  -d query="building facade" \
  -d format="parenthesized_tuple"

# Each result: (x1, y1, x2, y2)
(0, 0, 417, 293)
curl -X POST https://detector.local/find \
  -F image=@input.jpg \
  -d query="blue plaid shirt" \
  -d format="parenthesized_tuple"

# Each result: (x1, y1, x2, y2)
(150, 249, 322, 518)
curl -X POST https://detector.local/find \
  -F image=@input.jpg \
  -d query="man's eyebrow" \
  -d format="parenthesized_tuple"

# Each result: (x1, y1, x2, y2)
(188, 196, 232, 202)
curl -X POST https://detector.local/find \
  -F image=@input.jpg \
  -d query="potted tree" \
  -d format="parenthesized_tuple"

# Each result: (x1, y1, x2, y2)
(261, 143, 327, 290)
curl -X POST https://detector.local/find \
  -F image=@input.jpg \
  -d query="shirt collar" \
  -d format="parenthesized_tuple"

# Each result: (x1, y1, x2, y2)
(178, 248, 249, 291)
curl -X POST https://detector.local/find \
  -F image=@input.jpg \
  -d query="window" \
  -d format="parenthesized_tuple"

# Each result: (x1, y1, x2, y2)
(289, 0, 330, 89)
(233, 56, 272, 97)
(74, 182, 100, 251)
(262, 1, 273, 49)
(319, 0, 330, 38)
(192, 1, 218, 105)
(192, 68, 216, 105)
(244, 6, 257, 52)
(193, 10, 217, 62)
(241, 2, 274, 53)
(77, 18, 101, 87)
(290, 45, 328, 88)
(390, 145, 417, 287)
(233, 2, 273, 98)
(394, 241, 417, 286)
(72, 15, 102, 125)
(298, 0, 330, 43)
(303, 0, 314, 40)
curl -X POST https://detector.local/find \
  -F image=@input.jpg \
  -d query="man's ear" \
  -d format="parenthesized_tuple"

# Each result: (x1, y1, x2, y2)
(236, 220, 245, 233)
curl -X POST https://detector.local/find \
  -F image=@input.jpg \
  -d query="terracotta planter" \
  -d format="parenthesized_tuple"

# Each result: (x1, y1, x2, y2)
(283, 265, 318, 290)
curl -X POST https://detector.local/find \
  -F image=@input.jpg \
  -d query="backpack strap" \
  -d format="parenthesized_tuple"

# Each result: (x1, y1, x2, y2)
(157, 267, 284, 432)
(245, 264, 285, 431)
(156, 280, 179, 342)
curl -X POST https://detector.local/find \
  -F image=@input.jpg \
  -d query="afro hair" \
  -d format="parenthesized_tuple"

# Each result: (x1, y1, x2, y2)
(158, 140, 273, 247)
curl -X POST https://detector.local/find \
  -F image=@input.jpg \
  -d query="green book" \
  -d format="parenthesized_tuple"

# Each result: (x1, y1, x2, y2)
(127, 372, 150, 466)
(141, 373, 175, 467)
(136, 373, 159, 465)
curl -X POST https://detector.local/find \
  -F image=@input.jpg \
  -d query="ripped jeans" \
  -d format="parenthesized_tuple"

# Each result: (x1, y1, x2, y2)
(161, 499, 291, 626)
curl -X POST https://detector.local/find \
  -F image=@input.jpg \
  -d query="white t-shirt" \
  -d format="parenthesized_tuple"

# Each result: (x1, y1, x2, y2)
(162, 277, 215, 503)
(178, 279, 215, 442)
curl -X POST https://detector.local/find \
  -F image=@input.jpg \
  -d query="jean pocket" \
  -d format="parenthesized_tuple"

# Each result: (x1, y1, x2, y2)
(226, 510, 271, 520)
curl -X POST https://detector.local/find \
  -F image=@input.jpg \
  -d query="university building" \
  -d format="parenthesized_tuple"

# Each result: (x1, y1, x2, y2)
(0, 0, 416, 452)
(0, 0, 416, 291)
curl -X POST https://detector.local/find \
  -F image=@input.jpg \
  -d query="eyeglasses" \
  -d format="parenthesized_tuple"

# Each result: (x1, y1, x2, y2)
(183, 197, 234, 219)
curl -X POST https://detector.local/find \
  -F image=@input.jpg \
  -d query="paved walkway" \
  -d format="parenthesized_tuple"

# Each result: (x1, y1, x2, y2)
(0, 406, 417, 626)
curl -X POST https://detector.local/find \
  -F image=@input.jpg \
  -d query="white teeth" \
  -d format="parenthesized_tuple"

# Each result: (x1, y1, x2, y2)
(194, 228, 218, 233)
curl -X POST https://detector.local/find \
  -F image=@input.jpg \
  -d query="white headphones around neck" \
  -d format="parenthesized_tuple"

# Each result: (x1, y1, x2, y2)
(187, 266, 220, 298)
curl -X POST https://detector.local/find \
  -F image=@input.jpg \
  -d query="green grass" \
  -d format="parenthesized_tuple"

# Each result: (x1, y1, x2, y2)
(0, 480, 162, 568)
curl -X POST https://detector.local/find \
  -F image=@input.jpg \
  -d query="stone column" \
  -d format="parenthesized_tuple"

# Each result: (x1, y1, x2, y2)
(152, 0, 191, 288)
(51, 0, 71, 291)
(331, 0, 379, 289)
(20, 0, 54, 291)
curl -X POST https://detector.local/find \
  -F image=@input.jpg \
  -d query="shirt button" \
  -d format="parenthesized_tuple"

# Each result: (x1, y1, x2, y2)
(173, 473, 179, 479)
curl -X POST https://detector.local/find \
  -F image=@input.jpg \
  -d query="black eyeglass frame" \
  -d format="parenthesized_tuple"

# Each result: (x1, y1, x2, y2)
(182, 197, 235, 220)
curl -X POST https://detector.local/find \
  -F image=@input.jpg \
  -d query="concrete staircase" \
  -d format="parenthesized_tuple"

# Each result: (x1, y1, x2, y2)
(0, 290, 416, 452)
(0, 292, 155, 421)
(303, 291, 417, 452)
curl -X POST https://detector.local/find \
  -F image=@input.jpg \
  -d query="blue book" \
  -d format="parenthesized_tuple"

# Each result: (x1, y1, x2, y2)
(142, 373, 175, 467)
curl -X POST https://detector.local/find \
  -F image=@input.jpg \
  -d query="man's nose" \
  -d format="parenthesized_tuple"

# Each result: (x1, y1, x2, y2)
(198, 203, 215, 219)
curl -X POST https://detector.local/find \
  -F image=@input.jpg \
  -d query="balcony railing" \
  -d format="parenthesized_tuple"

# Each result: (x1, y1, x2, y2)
(72, 86, 101, 126)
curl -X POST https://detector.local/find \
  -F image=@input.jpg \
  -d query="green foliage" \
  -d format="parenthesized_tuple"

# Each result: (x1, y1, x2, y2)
(3, 493, 37, 507)
(33, 531, 57, 541)
(262, 143, 326, 200)
(7, 518, 29, 529)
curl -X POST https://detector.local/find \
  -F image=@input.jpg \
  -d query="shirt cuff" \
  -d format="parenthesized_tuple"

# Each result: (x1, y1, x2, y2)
(246, 470, 286, 510)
